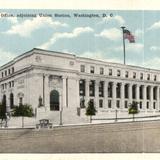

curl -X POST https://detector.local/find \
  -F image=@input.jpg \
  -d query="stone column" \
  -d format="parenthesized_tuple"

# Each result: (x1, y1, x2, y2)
(150, 85, 153, 110)
(104, 81, 108, 109)
(157, 86, 160, 110)
(121, 83, 124, 109)
(85, 79, 90, 107)
(62, 76, 67, 108)
(143, 85, 147, 110)
(95, 80, 99, 108)
(112, 82, 117, 109)
(44, 74, 49, 110)
(129, 83, 132, 104)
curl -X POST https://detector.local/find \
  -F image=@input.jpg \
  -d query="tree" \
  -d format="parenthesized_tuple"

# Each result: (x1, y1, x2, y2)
(86, 100, 97, 123)
(12, 104, 34, 128)
(0, 103, 6, 127)
(128, 101, 139, 121)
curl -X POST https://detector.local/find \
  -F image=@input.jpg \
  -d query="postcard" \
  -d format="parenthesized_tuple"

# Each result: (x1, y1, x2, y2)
(0, 0, 160, 159)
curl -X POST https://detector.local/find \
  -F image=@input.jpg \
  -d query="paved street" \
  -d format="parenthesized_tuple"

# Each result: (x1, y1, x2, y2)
(0, 120, 160, 153)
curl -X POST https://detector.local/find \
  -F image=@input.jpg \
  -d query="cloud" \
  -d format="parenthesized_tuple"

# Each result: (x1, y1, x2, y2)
(147, 21, 160, 30)
(7, 17, 18, 24)
(4, 16, 68, 37)
(144, 57, 160, 69)
(135, 29, 144, 38)
(113, 43, 144, 53)
(79, 50, 123, 64)
(99, 15, 125, 25)
(38, 26, 94, 49)
(95, 28, 121, 41)
(0, 49, 16, 66)
(150, 46, 160, 51)
(127, 43, 144, 53)
(79, 51, 105, 60)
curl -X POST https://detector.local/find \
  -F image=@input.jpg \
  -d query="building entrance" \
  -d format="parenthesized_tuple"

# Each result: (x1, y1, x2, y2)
(50, 90, 59, 111)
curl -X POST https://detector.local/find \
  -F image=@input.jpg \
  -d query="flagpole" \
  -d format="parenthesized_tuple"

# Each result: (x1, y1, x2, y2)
(121, 26, 126, 65)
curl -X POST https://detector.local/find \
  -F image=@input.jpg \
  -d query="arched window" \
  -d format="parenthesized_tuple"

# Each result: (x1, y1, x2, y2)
(2, 95, 6, 113)
(2, 94, 6, 107)
(10, 93, 14, 109)
(50, 90, 59, 111)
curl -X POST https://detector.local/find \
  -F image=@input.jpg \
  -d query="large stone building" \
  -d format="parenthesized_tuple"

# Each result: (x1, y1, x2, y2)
(0, 48, 160, 125)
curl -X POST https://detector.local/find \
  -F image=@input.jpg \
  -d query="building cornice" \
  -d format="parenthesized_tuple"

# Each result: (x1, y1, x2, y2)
(0, 48, 160, 74)
(0, 65, 33, 82)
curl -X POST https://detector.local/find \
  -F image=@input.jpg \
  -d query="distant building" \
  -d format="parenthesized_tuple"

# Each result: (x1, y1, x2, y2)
(0, 48, 160, 124)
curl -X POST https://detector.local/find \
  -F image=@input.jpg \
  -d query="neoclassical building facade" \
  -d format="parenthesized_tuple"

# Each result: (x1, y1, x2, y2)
(0, 48, 160, 123)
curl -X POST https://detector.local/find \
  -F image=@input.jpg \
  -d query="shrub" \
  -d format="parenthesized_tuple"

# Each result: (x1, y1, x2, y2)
(86, 100, 97, 123)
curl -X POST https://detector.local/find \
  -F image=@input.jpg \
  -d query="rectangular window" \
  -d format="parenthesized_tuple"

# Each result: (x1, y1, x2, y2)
(79, 79, 85, 96)
(12, 67, 14, 73)
(19, 97, 23, 105)
(147, 74, 150, 80)
(100, 67, 104, 75)
(108, 82, 112, 98)
(125, 84, 129, 99)
(140, 86, 143, 99)
(140, 73, 143, 80)
(133, 72, 136, 79)
(2, 84, 4, 90)
(90, 66, 94, 74)
(1, 72, 3, 78)
(12, 81, 14, 87)
(116, 83, 121, 98)
(99, 81, 104, 97)
(116, 100, 120, 108)
(125, 101, 128, 108)
(153, 102, 156, 109)
(5, 83, 7, 89)
(5, 70, 7, 76)
(8, 69, 10, 75)
(99, 99, 103, 108)
(139, 101, 142, 109)
(125, 71, 128, 78)
(153, 87, 157, 100)
(154, 75, 157, 81)
(9, 82, 11, 88)
(117, 70, 121, 77)
(80, 65, 85, 72)
(109, 69, 112, 76)
(108, 100, 112, 108)
(147, 87, 150, 100)
(147, 102, 149, 109)
(89, 80, 95, 96)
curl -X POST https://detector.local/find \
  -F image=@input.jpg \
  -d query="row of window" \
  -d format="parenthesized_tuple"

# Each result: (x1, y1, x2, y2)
(80, 98, 157, 110)
(80, 65, 157, 81)
(79, 79, 159, 100)
(1, 81, 14, 90)
(1, 67, 14, 78)
(1, 94, 23, 109)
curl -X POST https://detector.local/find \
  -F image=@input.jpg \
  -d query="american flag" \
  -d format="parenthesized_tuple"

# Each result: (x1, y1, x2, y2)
(123, 29, 135, 43)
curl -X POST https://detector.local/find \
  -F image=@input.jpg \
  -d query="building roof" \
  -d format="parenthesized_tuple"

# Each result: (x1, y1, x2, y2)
(0, 48, 160, 73)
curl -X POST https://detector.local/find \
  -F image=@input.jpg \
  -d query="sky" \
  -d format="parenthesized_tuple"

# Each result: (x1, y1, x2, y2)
(0, 10, 160, 69)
